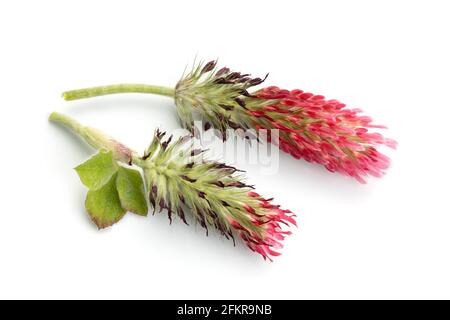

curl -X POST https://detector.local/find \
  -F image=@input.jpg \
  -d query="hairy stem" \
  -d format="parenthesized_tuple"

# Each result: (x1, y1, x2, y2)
(49, 112, 83, 134)
(49, 112, 136, 163)
(62, 84, 175, 101)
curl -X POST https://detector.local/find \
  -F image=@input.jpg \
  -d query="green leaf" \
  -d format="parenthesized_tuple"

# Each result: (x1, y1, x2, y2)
(75, 151, 118, 190)
(85, 173, 126, 229)
(116, 167, 148, 216)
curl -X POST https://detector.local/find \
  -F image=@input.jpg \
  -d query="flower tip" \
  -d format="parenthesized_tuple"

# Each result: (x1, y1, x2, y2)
(355, 175, 367, 184)
(385, 138, 398, 149)
(201, 60, 217, 74)
(247, 191, 260, 198)
(285, 213, 298, 227)
(267, 249, 282, 259)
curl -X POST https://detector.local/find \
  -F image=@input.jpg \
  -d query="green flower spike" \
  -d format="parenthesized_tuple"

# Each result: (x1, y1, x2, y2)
(49, 112, 296, 260)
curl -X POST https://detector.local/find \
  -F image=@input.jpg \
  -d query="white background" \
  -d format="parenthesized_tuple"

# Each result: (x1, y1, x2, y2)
(0, 0, 449, 299)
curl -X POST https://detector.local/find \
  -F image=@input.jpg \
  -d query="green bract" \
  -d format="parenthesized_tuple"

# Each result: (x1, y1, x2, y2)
(85, 174, 125, 228)
(76, 150, 148, 228)
(75, 150, 118, 190)
(116, 167, 148, 216)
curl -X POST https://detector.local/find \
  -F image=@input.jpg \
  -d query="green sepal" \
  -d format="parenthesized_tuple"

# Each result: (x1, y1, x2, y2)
(75, 150, 118, 190)
(85, 173, 126, 229)
(116, 167, 148, 216)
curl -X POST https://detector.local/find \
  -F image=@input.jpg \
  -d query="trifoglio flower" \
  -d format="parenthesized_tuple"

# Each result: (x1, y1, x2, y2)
(50, 112, 296, 260)
(250, 86, 397, 183)
(63, 59, 396, 182)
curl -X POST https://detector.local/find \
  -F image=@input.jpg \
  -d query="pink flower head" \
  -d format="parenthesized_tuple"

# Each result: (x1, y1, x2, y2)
(174, 60, 396, 183)
(253, 86, 397, 182)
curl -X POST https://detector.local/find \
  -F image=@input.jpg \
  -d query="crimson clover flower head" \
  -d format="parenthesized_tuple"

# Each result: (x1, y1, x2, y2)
(175, 60, 396, 182)
(139, 130, 296, 260)
(50, 112, 295, 260)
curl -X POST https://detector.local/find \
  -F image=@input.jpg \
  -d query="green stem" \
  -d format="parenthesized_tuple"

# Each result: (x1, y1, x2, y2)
(49, 112, 83, 134)
(62, 84, 175, 101)
(49, 112, 136, 163)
